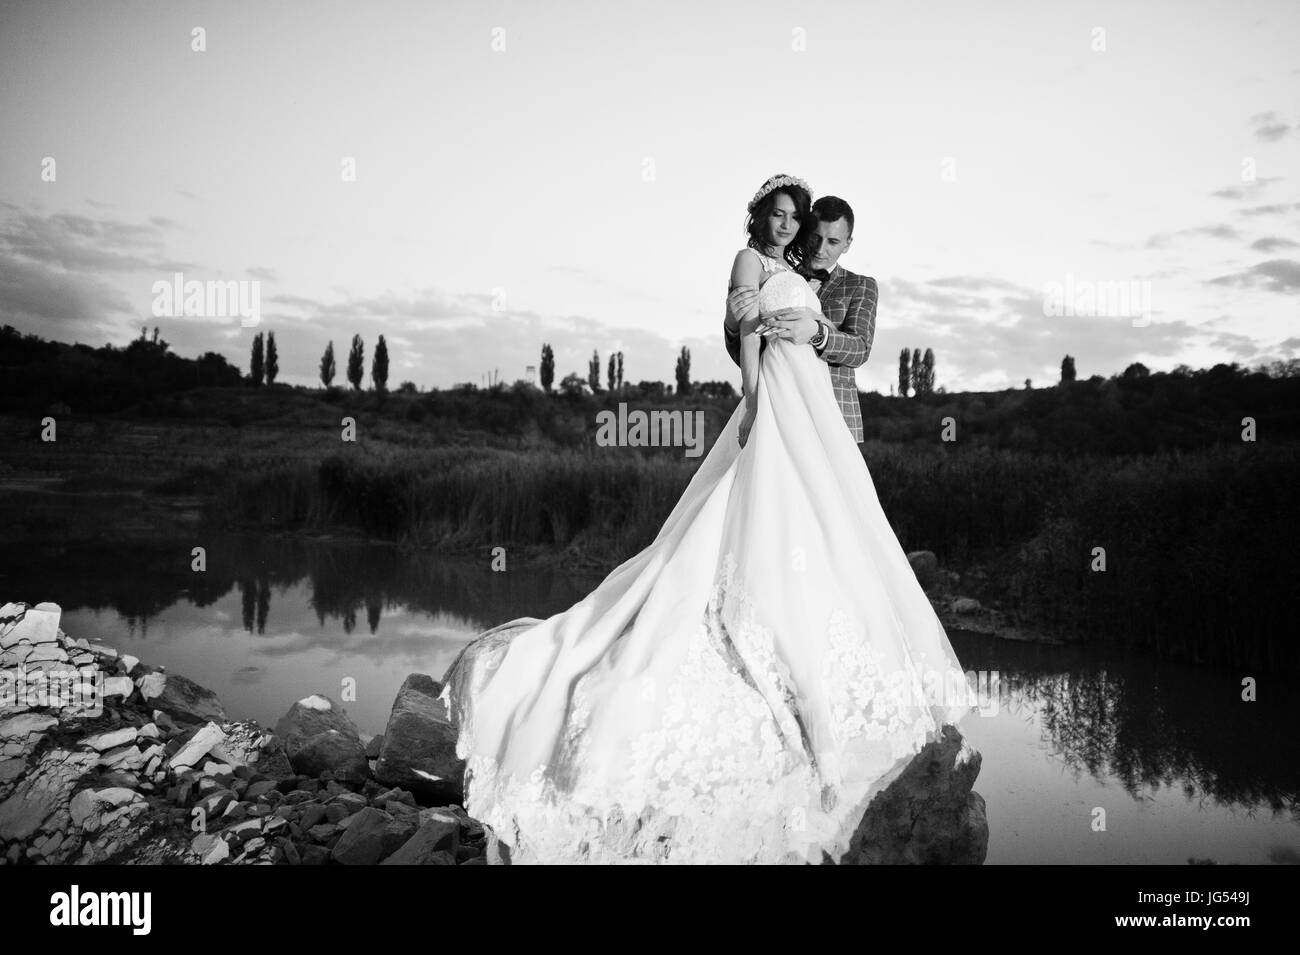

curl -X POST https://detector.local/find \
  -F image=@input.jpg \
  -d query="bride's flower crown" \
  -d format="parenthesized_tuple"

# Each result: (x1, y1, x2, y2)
(747, 174, 812, 213)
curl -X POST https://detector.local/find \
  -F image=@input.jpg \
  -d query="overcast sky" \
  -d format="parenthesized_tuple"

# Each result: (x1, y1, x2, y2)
(1, 0, 1297, 394)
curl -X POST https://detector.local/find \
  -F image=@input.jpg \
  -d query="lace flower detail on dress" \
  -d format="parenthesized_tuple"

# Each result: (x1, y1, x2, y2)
(703, 551, 812, 761)
(821, 608, 951, 761)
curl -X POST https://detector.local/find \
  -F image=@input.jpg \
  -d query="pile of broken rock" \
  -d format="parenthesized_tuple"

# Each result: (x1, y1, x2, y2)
(0, 600, 503, 865)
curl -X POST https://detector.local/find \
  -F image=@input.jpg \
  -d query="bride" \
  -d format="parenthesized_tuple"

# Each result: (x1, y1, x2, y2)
(439, 174, 976, 865)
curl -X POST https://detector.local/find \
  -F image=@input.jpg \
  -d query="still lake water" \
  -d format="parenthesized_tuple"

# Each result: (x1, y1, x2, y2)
(3, 531, 1296, 865)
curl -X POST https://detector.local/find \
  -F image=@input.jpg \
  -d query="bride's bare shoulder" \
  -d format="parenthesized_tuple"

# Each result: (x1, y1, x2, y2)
(730, 247, 765, 288)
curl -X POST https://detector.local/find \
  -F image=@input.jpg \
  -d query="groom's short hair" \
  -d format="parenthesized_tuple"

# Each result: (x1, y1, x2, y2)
(812, 196, 854, 236)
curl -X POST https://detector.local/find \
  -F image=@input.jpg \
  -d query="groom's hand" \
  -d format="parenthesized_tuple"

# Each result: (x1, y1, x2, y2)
(760, 307, 822, 345)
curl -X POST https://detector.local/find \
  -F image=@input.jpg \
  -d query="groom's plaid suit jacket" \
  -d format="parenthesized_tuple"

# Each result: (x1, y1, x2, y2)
(724, 263, 878, 442)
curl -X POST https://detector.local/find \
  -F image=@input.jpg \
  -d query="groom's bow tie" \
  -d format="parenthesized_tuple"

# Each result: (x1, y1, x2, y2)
(801, 267, 831, 282)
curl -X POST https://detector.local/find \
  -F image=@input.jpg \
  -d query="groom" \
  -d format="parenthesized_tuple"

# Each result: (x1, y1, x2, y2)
(723, 195, 877, 443)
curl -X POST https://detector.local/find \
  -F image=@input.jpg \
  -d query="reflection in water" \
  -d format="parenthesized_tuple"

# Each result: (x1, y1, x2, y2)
(949, 633, 1300, 821)
(0, 532, 599, 641)
(1, 533, 1296, 863)
(0, 532, 602, 739)
(949, 632, 1300, 863)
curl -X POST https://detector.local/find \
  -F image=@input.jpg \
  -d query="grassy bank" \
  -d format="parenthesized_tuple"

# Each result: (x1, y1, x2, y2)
(193, 445, 697, 570)
(193, 438, 1300, 672)
(4, 365, 1296, 672)
(1001, 443, 1298, 672)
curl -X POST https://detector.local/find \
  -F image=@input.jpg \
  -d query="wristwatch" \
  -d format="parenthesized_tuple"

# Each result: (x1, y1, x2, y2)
(809, 320, 827, 350)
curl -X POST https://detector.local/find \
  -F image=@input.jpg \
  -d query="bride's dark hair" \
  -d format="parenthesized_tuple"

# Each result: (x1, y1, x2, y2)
(745, 178, 813, 269)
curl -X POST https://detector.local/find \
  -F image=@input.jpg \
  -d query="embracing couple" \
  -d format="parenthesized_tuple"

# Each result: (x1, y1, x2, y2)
(722, 176, 877, 448)
(440, 174, 973, 865)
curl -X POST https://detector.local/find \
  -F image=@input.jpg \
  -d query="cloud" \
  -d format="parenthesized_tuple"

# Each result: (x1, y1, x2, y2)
(1209, 330, 1266, 358)
(1253, 123, 1290, 142)
(1250, 236, 1300, 252)
(1235, 202, 1300, 217)
(0, 207, 206, 342)
(0, 249, 135, 335)
(927, 275, 1027, 293)
(0, 208, 323, 360)
(1248, 110, 1291, 142)
(1210, 178, 1283, 200)
(1207, 259, 1300, 294)
(1184, 224, 1241, 241)
(0, 210, 195, 274)
(867, 274, 1213, 390)
(1147, 223, 1242, 248)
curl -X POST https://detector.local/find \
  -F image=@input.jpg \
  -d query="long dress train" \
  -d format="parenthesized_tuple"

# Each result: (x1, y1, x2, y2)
(439, 253, 976, 864)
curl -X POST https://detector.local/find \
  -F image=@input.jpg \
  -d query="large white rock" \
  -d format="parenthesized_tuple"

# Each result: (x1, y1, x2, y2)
(102, 676, 135, 699)
(0, 647, 31, 666)
(69, 787, 144, 833)
(208, 741, 247, 767)
(273, 693, 361, 758)
(192, 832, 229, 864)
(23, 644, 68, 664)
(136, 672, 166, 700)
(3, 605, 60, 647)
(0, 712, 58, 741)
(0, 713, 57, 760)
(96, 744, 146, 772)
(80, 726, 139, 752)
(168, 722, 226, 770)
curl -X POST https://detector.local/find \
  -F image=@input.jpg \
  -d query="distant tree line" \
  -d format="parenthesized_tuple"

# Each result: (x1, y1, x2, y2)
(316, 334, 388, 393)
(860, 359, 1300, 454)
(530, 343, 711, 399)
(0, 323, 240, 415)
(898, 347, 937, 396)
(5, 323, 1298, 454)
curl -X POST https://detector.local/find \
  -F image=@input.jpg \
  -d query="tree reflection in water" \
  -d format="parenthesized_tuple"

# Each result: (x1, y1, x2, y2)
(950, 631, 1300, 821)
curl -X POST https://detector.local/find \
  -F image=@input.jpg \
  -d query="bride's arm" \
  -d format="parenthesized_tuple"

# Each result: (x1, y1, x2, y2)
(729, 252, 763, 411)
(723, 286, 758, 368)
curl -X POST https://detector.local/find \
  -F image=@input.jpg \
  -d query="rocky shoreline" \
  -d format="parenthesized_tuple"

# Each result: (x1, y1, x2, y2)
(0, 600, 499, 865)
(1, 598, 989, 865)
(906, 550, 1066, 645)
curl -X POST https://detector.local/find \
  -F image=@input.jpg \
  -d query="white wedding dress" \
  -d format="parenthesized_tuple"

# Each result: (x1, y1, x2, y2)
(439, 249, 976, 864)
